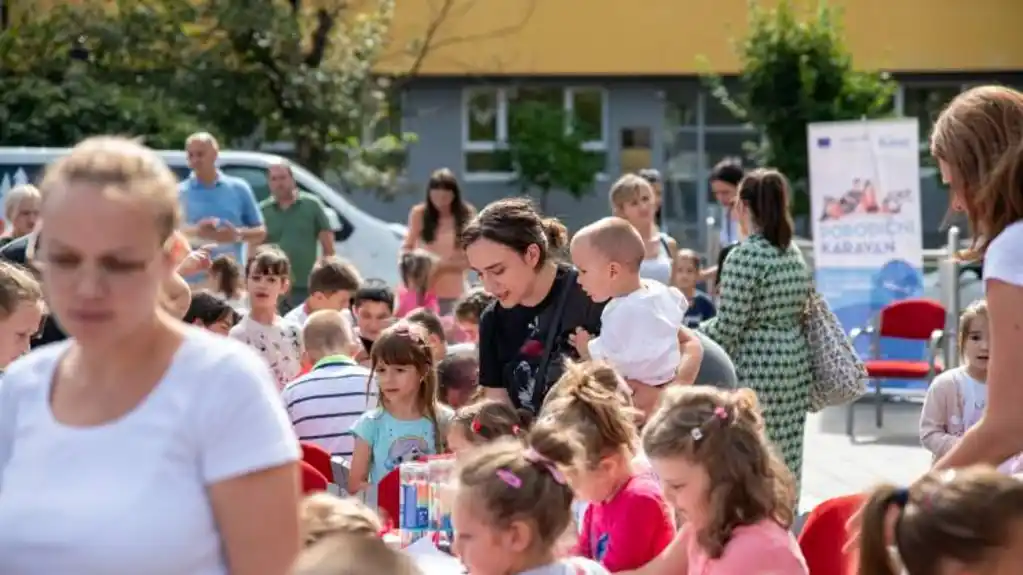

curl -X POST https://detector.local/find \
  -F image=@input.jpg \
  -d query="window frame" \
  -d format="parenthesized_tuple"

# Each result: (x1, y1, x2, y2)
(895, 82, 974, 179)
(460, 86, 609, 182)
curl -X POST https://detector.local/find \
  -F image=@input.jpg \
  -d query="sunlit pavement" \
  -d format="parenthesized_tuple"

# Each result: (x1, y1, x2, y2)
(799, 400, 931, 513)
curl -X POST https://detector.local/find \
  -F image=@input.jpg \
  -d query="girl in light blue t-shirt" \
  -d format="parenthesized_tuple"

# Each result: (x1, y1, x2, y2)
(348, 323, 452, 506)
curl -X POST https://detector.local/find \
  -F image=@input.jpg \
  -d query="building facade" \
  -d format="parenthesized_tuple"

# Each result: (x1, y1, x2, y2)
(353, 0, 1023, 249)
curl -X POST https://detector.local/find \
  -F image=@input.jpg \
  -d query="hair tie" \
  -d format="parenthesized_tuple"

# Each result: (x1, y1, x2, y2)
(470, 418, 482, 434)
(713, 406, 729, 420)
(496, 469, 522, 489)
(891, 488, 911, 508)
(511, 424, 521, 436)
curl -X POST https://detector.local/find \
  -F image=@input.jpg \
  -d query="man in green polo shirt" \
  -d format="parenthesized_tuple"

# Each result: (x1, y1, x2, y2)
(261, 160, 335, 311)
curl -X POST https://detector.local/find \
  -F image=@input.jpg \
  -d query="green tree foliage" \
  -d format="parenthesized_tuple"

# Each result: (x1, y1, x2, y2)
(705, 0, 897, 215)
(198, 0, 414, 189)
(503, 101, 603, 211)
(0, 1, 207, 148)
(0, 0, 414, 193)
(0, 75, 203, 150)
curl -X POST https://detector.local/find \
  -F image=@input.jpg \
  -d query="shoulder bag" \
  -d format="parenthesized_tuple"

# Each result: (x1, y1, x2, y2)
(803, 286, 868, 412)
(531, 269, 578, 412)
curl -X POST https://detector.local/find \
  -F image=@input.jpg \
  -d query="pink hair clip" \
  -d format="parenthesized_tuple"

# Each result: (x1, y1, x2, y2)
(496, 469, 522, 488)
(713, 407, 728, 420)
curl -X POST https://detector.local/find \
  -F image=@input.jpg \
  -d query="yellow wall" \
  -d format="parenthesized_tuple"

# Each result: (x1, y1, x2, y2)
(380, 0, 1023, 76)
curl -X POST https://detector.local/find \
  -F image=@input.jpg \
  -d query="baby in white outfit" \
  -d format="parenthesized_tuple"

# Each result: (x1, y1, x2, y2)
(569, 217, 689, 388)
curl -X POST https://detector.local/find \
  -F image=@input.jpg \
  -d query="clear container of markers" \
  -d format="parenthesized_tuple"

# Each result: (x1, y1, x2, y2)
(428, 457, 455, 543)
(398, 461, 431, 547)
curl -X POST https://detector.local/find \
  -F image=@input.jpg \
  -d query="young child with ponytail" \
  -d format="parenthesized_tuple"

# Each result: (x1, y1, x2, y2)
(858, 466, 1023, 575)
(447, 399, 530, 457)
(636, 386, 807, 574)
(451, 422, 609, 575)
(541, 361, 673, 572)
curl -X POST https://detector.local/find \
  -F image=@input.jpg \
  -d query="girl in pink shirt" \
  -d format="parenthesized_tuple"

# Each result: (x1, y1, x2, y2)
(540, 362, 674, 573)
(636, 386, 808, 575)
(395, 248, 439, 318)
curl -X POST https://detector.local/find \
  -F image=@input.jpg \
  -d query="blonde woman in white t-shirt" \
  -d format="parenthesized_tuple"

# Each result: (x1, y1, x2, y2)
(0, 137, 301, 575)
(927, 86, 1023, 473)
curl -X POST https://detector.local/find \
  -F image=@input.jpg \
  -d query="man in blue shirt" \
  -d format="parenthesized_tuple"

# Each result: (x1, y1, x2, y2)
(179, 132, 266, 274)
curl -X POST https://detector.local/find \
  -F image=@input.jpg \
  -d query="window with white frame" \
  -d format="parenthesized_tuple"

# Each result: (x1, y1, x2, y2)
(462, 86, 607, 177)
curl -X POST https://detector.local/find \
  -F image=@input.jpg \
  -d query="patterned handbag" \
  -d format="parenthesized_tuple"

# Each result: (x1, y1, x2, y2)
(802, 287, 868, 412)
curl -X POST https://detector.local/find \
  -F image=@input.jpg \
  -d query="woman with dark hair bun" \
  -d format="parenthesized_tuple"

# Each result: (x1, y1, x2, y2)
(460, 198, 600, 413)
(701, 168, 812, 482)
(401, 168, 475, 315)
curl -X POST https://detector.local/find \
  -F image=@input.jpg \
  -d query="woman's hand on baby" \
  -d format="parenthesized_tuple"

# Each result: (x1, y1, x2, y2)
(568, 328, 593, 360)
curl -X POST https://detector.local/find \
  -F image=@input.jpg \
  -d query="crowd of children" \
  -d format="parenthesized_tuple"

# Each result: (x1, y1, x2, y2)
(285, 350, 818, 575)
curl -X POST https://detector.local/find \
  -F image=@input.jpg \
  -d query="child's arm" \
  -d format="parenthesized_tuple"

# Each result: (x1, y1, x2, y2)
(569, 328, 594, 361)
(920, 373, 960, 459)
(672, 327, 703, 386)
(347, 413, 377, 494)
(347, 438, 372, 495)
(617, 526, 688, 575)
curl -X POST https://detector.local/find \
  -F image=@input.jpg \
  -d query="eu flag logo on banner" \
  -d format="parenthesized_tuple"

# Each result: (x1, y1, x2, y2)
(817, 137, 831, 148)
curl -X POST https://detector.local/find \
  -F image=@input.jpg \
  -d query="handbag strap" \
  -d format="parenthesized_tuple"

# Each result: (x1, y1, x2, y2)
(532, 269, 577, 411)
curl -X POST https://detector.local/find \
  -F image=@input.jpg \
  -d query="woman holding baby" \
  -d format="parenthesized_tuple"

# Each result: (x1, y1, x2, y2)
(463, 196, 736, 416)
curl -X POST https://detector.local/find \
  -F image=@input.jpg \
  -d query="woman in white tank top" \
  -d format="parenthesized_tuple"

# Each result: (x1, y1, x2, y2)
(608, 174, 678, 285)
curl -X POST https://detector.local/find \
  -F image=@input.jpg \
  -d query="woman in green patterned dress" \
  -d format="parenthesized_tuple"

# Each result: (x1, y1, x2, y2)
(701, 168, 813, 482)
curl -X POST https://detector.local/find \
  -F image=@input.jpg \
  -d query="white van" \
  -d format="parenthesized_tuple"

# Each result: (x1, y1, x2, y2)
(0, 148, 405, 285)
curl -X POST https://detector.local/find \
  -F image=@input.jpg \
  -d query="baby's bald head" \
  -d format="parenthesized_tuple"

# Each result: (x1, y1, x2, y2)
(572, 217, 645, 272)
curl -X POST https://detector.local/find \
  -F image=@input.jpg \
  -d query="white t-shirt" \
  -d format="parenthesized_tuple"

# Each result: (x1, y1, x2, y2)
(229, 314, 303, 389)
(0, 327, 300, 575)
(588, 280, 687, 386)
(284, 304, 356, 331)
(984, 220, 1023, 288)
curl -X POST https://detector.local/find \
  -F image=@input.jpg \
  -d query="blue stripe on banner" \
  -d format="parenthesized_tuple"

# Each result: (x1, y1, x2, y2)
(816, 264, 929, 395)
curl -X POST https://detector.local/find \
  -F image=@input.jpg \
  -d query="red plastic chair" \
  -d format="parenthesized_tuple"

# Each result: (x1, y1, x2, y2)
(301, 442, 335, 483)
(847, 298, 945, 437)
(301, 461, 329, 494)
(378, 468, 400, 529)
(798, 494, 864, 575)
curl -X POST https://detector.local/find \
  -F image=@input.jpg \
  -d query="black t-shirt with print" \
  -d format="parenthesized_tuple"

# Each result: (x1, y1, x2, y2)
(478, 265, 604, 413)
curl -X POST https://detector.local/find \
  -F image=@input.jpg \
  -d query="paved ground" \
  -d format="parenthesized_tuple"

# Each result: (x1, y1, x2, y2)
(799, 399, 931, 512)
